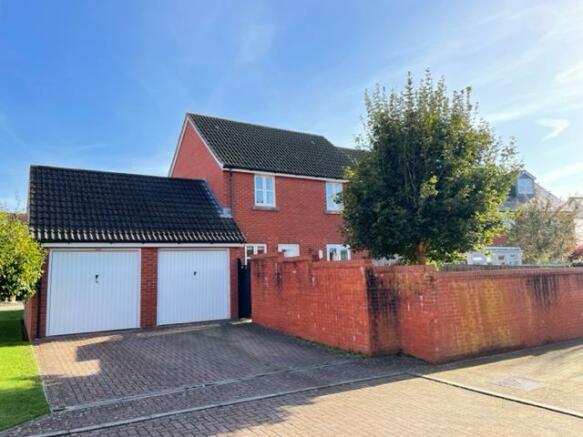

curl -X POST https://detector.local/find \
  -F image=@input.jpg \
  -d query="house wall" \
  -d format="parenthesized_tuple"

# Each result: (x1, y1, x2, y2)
(251, 255, 583, 363)
(171, 122, 359, 260)
(25, 247, 240, 339)
(231, 171, 350, 257)
(171, 121, 228, 205)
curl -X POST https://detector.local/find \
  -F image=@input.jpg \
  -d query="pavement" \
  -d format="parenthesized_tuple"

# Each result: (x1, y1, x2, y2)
(4, 322, 583, 436)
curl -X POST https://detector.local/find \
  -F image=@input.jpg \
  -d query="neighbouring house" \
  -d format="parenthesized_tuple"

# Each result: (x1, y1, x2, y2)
(467, 170, 562, 266)
(23, 165, 245, 338)
(568, 196, 583, 244)
(169, 113, 362, 263)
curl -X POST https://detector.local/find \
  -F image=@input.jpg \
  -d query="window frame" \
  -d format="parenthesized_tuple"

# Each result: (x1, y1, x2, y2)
(277, 243, 300, 258)
(325, 182, 343, 212)
(244, 244, 267, 264)
(254, 174, 276, 207)
(326, 244, 351, 261)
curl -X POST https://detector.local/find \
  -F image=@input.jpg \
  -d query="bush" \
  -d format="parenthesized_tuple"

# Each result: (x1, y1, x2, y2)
(0, 211, 44, 300)
(570, 245, 583, 267)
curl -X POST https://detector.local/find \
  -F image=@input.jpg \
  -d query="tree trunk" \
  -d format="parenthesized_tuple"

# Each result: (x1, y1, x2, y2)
(415, 241, 428, 265)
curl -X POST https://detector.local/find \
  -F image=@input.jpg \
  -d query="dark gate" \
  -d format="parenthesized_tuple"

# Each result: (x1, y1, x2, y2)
(238, 258, 252, 318)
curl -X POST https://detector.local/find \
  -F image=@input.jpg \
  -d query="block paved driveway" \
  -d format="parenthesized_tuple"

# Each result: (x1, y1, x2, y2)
(6, 323, 583, 436)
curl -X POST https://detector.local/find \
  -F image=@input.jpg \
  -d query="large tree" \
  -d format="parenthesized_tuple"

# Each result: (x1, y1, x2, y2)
(0, 210, 44, 300)
(508, 199, 578, 264)
(342, 71, 521, 264)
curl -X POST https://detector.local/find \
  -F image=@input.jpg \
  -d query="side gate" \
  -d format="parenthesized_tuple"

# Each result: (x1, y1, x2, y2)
(237, 258, 252, 318)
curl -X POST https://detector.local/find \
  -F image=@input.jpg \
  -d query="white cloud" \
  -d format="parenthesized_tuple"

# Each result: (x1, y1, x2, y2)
(539, 162, 583, 184)
(484, 104, 541, 124)
(554, 62, 583, 84)
(537, 118, 570, 141)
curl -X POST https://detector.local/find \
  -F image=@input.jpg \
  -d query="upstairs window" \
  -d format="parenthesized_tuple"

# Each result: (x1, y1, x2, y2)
(326, 182, 343, 211)
(255, 175, 275, 207)
(517, 177, 534, 195)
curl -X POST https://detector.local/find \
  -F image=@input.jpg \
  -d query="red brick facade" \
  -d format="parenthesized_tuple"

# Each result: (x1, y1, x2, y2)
(140, 248, 158, 328)
(24, 247, 240, 339)
(251, 255, 583, 363)
(170, 120, 357, 259)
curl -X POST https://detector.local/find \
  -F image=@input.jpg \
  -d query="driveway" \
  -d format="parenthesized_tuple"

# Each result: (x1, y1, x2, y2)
(6, 324, 583, 436)
(34, 321, 379, 410)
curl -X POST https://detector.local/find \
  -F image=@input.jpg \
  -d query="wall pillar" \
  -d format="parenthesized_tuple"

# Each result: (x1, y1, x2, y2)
(140, 248, 158, 327)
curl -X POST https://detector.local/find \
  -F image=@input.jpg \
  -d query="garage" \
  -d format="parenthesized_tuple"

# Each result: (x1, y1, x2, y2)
(157, 249, 230, 325)
(25, 166, 245, 338)
(47, 250, 140, 336)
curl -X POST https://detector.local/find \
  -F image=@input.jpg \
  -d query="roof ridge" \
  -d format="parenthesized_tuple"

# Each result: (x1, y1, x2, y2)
(187, 112, 333, 142)
(30, 164, 205, 183)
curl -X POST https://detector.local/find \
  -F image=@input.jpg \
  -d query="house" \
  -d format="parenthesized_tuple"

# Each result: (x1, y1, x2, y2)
(169, 113, 362, 263)
(23, 166, 245, 338)
(567, 196, 583, 244)
(467, 170, 562, 265)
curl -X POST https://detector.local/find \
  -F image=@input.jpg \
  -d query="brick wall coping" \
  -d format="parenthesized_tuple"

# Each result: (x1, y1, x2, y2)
(434, 267, 583, 280)
(251, 253, 583, 278)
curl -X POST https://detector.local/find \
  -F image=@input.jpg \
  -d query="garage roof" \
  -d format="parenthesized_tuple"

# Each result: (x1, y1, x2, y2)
(188, 113, 363, 179)
(28, 166, 245, 244)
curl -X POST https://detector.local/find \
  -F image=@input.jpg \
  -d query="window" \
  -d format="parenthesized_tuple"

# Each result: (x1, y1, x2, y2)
(255, 175, 275, 207)
(517, 177, 534, 195)
(326, 244, 351, 261)
(326, 182, 343, 211)
(277, 244, 300, 257)
(245, 244, 266, 264)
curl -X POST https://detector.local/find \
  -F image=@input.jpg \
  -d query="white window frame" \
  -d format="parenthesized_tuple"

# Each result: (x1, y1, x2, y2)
(277, 244, 300, 257)
(244, 244, 267, 264)
(326, 182, 343, 212)
(326, 244, 351, 261)
(254, 174, 276, 207)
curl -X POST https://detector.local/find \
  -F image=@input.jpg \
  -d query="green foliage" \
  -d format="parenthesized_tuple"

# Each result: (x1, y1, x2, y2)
(508, 199, 578, 264)
(0, 210, 44, 300)
(342, 70, 521, 264)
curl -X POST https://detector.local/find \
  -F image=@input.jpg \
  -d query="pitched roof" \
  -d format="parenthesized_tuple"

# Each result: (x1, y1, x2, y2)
(502, 171, 563, 211)
(28, 166, 245, 244)
(188, 113, 360, 179)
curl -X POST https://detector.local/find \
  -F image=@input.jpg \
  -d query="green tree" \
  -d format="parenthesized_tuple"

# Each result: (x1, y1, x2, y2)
(0, 210, 44, 300)
(342, 71, 521, 264)
(508, 199, 578, 264)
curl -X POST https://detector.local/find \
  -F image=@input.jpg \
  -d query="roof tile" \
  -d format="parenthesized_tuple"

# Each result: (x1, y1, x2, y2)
(28, 166, 245, 244)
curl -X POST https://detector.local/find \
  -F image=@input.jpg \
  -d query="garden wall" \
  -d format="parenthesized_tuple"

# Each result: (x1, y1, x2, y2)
(251, 255, 583, 363)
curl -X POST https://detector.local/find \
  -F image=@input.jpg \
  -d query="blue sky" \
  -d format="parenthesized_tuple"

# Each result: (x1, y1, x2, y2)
(1, 0, 582, 210)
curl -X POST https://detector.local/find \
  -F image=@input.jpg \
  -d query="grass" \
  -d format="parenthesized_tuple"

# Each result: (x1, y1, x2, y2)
(0, 308, 49, 431)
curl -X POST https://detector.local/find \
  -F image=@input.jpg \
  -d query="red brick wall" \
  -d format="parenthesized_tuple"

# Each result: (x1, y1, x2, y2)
(398, 268, 583, 363)
(140, 248, 158, 327)
(252, 255, 583, 363)
(171, 121, 228, 205)
(23, 254, 49, 339)
(231, 172, 355, 258)
(251, 255, 398, 354)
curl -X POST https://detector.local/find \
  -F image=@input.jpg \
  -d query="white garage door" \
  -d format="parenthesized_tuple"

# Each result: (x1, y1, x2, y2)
(47, 250, 140, 336)
(157, 250, 229, 326)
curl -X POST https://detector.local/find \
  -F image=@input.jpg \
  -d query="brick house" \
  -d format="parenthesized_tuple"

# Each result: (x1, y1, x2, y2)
(467, 170, 563, 265)
(169, 113, 362, 263)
